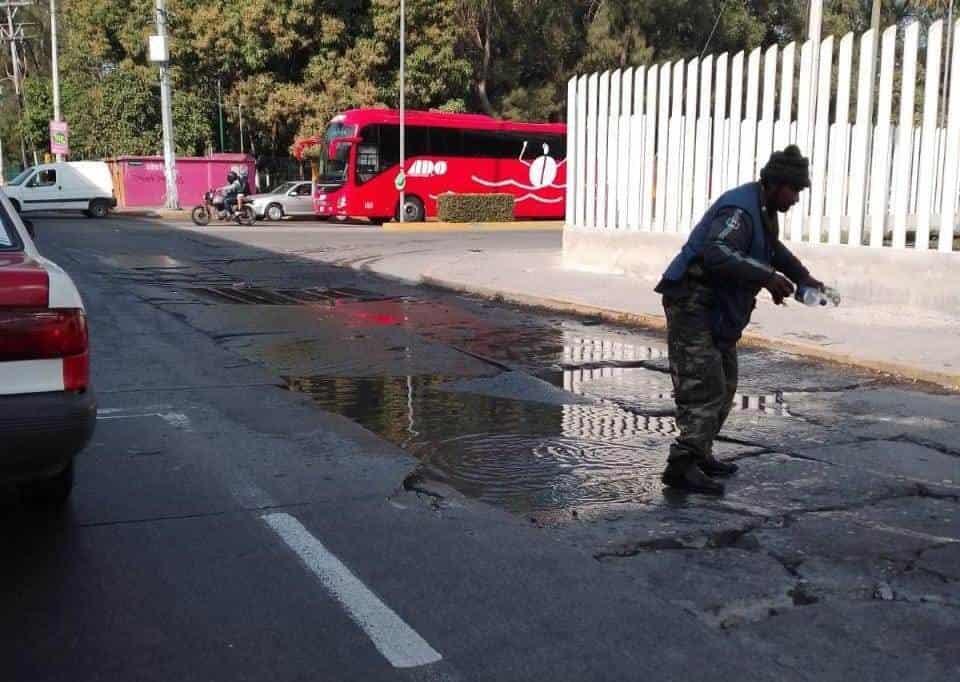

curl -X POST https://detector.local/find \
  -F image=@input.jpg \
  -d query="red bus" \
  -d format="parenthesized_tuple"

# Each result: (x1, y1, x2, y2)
(312, 109, 567, 223)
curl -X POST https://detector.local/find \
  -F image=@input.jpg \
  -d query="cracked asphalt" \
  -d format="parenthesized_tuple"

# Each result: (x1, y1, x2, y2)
(1, 216, 957, 681)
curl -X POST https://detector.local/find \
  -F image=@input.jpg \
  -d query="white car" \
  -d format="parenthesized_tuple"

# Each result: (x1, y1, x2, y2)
(248, 181, 315, 221)
(3, 161, 117, 218)
(0, 192, 95, 505)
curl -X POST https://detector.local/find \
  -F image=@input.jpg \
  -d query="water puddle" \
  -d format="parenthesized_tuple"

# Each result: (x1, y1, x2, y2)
(183, 278, 848, 511)
(284, 374, 738, 513)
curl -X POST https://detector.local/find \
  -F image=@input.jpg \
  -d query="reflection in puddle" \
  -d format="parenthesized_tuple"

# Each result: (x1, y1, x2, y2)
(285, 374, 670, 512)
(562, 404, 678, 438)
(562, 336, 668, 367)
(558, 365, 791, 417)
(282, 333, 799, 512)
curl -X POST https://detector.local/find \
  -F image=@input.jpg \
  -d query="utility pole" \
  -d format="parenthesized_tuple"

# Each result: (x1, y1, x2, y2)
(398, 0, 405, 222)
(49, 0, 61, 161)
(943, 1, 955, 130)
(217, 77, 225, 152)
(1, 1, 30, 169)
(865, 0, 881, 126)
(808, 0, 823, 134)
(0, 86, 5, 183)
(238, 102, 243, 154)
(152, 0, 178, 209)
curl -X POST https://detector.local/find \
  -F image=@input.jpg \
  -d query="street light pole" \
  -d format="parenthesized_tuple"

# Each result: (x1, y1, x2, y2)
(808, 0, 822, 135)
(238, 102, 244, 154)
(217, 77, 225, 152)
(154, 0, 179, 209)
(398, 0, 405, 223)
(943, 1, 955, 130)
(5, 4, 27, 168)
(49, 0, 62, 161)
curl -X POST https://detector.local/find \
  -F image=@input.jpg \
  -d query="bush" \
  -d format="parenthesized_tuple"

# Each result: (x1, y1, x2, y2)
(437, 193, 514, 223)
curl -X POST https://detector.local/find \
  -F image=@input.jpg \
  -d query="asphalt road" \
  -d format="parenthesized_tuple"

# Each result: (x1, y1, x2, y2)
(2, 215, 957, 682)
(0, 215, 780, 682)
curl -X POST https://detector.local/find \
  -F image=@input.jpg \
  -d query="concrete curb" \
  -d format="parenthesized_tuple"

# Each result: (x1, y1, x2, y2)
(420, 274, 960, 392)
(114, 208, 190, 220)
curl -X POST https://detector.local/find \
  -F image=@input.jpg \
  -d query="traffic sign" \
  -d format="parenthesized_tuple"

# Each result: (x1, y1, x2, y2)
(49, 121, 69, 156)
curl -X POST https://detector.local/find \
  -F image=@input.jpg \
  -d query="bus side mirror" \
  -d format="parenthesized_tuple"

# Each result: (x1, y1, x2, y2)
(328, 136, 361, 162)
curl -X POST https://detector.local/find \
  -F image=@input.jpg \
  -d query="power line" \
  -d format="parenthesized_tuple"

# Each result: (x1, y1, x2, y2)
(700, 0, 730, 59)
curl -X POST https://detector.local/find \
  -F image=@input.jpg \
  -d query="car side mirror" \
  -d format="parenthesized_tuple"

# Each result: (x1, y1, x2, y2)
(22, 219, 35, 239)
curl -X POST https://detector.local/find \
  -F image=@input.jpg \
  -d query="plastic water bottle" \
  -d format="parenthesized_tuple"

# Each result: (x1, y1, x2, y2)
(796, 286, 828, 306)
(795, 285, 841, 307)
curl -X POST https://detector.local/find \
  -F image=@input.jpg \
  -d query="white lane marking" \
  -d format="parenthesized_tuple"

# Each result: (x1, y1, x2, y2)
(158, 412, 192, 430)
(262, 512, 443, 669)
(98, 405, 172, 416)
(97, 407, 193, 431)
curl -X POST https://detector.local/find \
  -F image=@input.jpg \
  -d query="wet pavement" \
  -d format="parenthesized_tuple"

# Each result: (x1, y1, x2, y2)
(11, 217, 958, 680)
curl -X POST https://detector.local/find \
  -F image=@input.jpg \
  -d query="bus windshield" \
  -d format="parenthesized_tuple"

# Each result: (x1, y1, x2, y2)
(319, 121, 356, 185)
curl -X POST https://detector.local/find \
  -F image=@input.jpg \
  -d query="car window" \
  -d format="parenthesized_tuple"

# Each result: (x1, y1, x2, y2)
(28, 169, 57, 187)
(6, 168, 34, 186)
(273, 182, 296, 194)
(295, 184, 312, 196)
(0, 202, 23, 250)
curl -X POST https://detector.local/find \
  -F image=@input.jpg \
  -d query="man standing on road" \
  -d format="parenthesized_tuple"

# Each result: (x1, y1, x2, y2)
(655, 145, 826, 496)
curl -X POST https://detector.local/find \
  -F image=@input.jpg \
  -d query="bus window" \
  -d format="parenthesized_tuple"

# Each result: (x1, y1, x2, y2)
(357, 144, 379, 183)
(430, 128, 463, 156)
(463, 131, 523, 158)
(378, 125, 400, 170)
(407, 127, 429, 157)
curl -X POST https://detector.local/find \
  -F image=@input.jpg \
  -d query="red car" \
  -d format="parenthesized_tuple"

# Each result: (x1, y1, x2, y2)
(0, 192, 95, 506)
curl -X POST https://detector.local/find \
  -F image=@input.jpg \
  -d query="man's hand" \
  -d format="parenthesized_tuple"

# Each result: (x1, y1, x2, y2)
(765, 273, 794, 305)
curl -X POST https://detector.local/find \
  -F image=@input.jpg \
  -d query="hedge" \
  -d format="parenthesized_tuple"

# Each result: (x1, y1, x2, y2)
(437, 193, 514, 223)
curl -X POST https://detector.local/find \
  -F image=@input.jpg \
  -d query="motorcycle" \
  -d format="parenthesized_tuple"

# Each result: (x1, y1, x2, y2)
(191, 189, 256, 226)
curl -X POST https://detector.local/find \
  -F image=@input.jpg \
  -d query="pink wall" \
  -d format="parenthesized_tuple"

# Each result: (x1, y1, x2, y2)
(115, 154, 256, 208)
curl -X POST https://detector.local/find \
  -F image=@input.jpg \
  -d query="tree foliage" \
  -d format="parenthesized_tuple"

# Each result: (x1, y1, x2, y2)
(1, 0, 956, 164)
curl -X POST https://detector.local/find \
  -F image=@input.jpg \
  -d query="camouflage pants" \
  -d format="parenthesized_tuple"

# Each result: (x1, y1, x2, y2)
(663, 289, 739, 466)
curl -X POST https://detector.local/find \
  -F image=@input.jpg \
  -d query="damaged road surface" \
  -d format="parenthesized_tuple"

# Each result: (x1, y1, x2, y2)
(1, 216, 957, 682)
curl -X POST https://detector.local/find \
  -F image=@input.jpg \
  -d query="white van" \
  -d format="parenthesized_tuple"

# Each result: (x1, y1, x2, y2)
(3, 161, 117, 218)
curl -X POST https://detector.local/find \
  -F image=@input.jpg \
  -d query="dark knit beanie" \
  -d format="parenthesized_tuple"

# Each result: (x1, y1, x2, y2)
(760, 145, 810, 189)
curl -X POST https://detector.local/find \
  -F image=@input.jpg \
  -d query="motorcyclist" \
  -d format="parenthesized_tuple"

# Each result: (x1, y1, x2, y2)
(237, 167, 250, 197)
(220, 170, 242, 216)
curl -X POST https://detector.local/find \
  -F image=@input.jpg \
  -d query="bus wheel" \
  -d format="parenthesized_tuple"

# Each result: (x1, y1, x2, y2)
(398, 196, 425, 223)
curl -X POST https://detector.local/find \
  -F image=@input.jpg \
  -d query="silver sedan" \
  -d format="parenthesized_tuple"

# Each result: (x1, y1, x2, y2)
(249, 181, 315, 221)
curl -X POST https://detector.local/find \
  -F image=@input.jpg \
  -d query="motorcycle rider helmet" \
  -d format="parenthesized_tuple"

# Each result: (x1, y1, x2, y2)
(226, 171, 238, 183)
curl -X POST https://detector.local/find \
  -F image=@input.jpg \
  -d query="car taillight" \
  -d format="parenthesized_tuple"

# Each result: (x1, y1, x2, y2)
(0, 309, 89, 391)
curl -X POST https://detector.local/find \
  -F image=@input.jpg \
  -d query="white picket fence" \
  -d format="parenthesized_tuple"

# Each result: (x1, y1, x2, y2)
(564, 20, 960, 253)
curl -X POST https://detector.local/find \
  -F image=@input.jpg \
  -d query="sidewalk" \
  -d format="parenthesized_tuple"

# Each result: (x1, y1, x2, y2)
(115, 207, 190, 220)
(416, 249, 960, 391)
(174, 218, 960, 391)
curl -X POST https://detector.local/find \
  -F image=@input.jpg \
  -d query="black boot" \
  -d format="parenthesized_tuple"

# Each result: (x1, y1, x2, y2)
(661, 462, 725, 496)
(699, 455, 739, 477)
